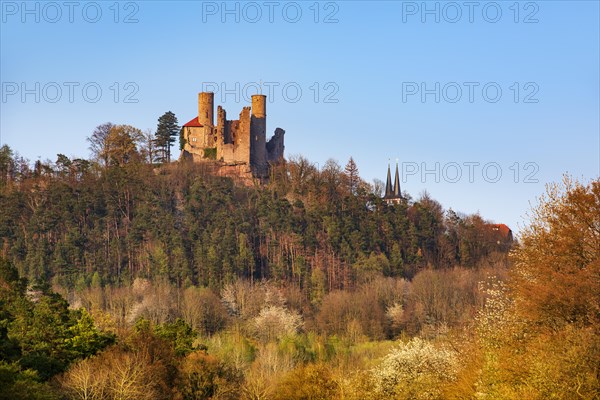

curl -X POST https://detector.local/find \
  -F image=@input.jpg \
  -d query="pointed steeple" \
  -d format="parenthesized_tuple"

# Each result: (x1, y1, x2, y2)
(393, 162, 401, 197)
(385, 163, 393, 197)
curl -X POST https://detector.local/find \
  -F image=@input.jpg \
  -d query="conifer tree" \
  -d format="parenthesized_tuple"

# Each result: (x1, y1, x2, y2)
(154, 111, 180, 163)
(344, 157, 360, 195)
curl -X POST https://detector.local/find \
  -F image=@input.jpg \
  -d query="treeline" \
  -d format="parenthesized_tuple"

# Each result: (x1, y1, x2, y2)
(0, 138, 509, 293)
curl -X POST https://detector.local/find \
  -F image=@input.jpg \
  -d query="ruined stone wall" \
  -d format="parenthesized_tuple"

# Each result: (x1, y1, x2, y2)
(180, 150, 206, 163)
(216, 106, 226, 160)
(215, 162, 255, 185)
(266, 128, 285, 163)
(205, 126, 217, 147)
(220, 107, 251, 164)
(227, 120, 236, 144)
(234, 107, 251, 164)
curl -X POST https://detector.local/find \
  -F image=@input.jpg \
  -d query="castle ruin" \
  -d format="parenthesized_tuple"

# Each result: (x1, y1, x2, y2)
(179, 92, 285, 177)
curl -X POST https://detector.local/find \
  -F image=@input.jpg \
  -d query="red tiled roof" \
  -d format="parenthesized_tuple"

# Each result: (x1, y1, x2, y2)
(183, 117, 202, 127)
(488, 224, 512, 237)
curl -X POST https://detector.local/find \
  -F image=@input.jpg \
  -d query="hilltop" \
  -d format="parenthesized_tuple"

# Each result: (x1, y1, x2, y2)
(0, 144, 511, 289)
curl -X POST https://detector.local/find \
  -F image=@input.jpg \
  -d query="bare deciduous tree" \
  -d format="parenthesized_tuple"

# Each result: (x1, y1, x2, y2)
(87, 123, 114, 167)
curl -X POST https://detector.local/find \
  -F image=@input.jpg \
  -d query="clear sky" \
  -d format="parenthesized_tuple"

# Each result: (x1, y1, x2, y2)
(1, 0, 599, 234)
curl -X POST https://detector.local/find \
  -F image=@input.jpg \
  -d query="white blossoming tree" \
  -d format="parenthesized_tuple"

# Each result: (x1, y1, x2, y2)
(250, 305, 303, 343)
(371, 337, 458, 400)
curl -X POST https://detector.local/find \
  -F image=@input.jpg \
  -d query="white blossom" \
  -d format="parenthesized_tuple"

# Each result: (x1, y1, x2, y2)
(250, 305, 303, 342)
(371, 337, 458, 399)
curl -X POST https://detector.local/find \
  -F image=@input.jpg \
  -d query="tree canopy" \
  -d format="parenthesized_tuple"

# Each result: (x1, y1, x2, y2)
(154, 111, 180, 164)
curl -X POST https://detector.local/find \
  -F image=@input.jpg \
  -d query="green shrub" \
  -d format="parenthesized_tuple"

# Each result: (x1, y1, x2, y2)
(203, 148, 217, 160)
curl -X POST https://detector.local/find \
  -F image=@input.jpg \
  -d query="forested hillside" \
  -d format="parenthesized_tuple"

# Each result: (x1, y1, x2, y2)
(0, 142, 509, 290)
(0, 137, 598, 399)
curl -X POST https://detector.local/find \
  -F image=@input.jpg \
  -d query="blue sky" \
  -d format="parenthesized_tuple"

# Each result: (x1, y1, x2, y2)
(1, 0, 599, 234)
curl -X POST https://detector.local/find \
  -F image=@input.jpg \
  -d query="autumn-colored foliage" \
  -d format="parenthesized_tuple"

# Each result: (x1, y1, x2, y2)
(512, 177, 600, 329)
(473, 176, 600, 399)
(2, 134, 598, 399)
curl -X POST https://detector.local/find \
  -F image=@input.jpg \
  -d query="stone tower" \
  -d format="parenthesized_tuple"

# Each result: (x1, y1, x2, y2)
(198, 92, 214, 126)
(250, 94, 267, 173)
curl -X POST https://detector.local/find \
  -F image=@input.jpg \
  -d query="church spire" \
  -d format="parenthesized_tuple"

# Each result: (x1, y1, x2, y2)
(385, 163, 393, 197)
(393, 162, 401, 197)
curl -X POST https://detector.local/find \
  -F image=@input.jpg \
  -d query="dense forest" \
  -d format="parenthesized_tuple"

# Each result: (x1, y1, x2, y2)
(0, 122, 598, 399)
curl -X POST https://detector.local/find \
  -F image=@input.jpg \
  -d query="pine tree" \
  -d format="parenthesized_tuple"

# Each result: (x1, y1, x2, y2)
(344, 157, 360, 195)
(154, 111, 180, 163)
(0, 145, 15, 187)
